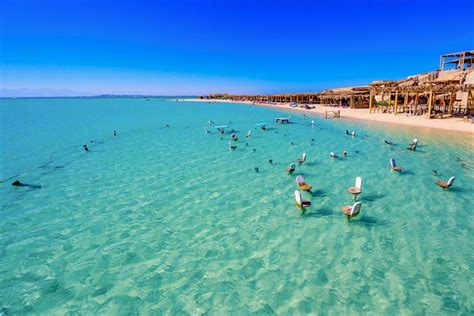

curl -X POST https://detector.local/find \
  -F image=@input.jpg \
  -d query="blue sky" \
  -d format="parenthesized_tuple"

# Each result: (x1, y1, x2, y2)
(1, 0, 472, 96)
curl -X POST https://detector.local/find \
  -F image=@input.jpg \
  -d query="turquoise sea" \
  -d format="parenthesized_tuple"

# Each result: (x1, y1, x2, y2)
(1, 97, 473, 314)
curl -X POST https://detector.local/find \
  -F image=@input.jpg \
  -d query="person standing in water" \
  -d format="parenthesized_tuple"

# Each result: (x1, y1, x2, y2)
(113, 129, 117, 136)
(83, 144, 89, 152)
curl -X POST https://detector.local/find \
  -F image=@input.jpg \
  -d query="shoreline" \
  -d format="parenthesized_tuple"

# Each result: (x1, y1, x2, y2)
(187, 99, 474, 135)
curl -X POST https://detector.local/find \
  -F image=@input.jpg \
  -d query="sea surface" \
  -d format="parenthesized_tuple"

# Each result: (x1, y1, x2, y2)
(0, 97, 473, 314)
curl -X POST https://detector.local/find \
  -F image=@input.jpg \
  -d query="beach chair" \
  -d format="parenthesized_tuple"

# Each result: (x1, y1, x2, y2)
(296, 175, 312, 191)
(390, 158, 403, 172)
(297, 153, 307, 163)
(295, 190, 311, 209)
(286, 163, 296, 173)
(409, 139, 418, 146)
(347, 176, 362, 197)
(341, 201, 362, 219)
(436, 176, 455, 189)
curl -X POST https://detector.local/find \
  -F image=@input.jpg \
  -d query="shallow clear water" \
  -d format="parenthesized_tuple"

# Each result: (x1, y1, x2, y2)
(1, 98, 473, 314)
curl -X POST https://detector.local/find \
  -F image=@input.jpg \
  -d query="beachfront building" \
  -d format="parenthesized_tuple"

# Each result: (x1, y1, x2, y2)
(207, 51, 474, 118)
(369, 52, 474, 118)
(318, 86, 371, 108)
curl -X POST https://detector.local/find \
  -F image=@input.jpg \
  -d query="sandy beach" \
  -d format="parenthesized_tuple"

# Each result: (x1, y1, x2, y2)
(189, 99, 474, 135)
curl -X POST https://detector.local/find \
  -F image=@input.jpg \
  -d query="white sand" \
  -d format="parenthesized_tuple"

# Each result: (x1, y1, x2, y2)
(188, 99, 474, 135)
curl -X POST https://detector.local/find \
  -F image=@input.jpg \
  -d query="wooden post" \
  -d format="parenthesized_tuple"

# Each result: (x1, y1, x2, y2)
(394, 91, 399, 115)
(414, 93, 419, 115)
(448, 91, 454, 114)
(369, 90, 373, 113)
(403, 93, 408, 113)
(388, 92, 392, 113)
(427, 90, 433, 118)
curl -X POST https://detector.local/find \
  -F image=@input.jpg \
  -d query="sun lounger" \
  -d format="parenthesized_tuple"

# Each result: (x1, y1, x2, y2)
(296, 175, 312, 191)
(297, 153, 307, 163)
(295, 190, 311, 209)
(436, 176, 455, 189)
(347, 176, 362, 197)
(341, 201, 362, 219)
(286, 163, 296, 173)
(390, 158, 403, 172)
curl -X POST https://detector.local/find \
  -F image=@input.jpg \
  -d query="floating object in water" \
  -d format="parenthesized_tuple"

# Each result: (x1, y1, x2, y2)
(11, 180, 41, 189)
(255, 123, 267, 130)
(254, 167, 259, 173)
(215, 125, 228, 134)
(436, 176, 455, 189)
(409, 138, 418, 146)
(295, 190, 311, 209)
(347, 176, 362, 198)
(330, 152, 338, 158)
(297, 153, 307, 163)
(275, 117, 290, 124)
(246, 130, 251, 138)
(286, 163, 296, 173)
(390, 158, 404, 172)
(341, 201, 362, 219)
(296, 175, 312, 191)
(83, 144, 89, 152)
(228, 141, 237, 150)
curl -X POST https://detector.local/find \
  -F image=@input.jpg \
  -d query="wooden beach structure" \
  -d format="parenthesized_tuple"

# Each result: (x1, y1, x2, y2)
(206, 51, 474, 119)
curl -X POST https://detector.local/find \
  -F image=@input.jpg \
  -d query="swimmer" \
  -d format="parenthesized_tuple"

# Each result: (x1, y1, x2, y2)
(269, 159, 273, 164)
(351, 131, 356, 137)
(83, 144, 89, 152)
(343, 151, 348, 157)
(164, 124, 170, 128)
(310, 120, 315, 126)
(291, 142, 295, 145)
(253, 148, 256, 152)
(11, 180, 41, 189)
(408, 144, 417, 151)
(12, 180, 24, 186)
(246, 143, 249, 146)
(231, 133, 238, 141)
(346, 130, 350, 135)
(246, 130, 251, 138)
(113, 129, 117, 136)
(384, 139, 393, 145)
(432, 170, 438, 176)
(204, 127, 209, 134)
(254, 167, 259, 173)
(208, 120, 214, 126)
(330, 152, 338, 158)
